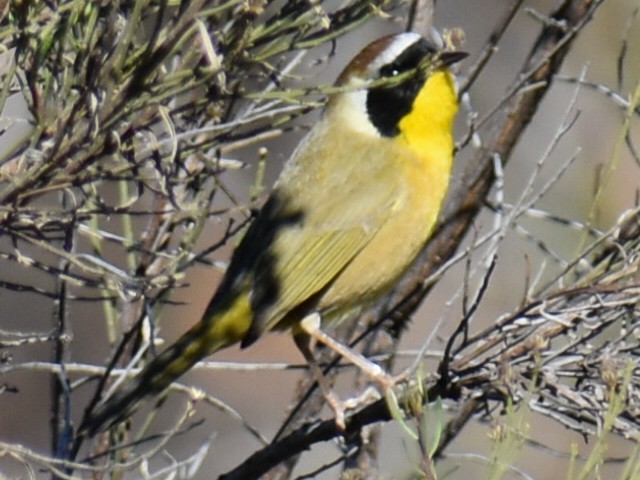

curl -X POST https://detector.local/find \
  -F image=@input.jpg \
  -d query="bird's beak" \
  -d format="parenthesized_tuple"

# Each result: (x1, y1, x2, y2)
(438, 51, 469, 68)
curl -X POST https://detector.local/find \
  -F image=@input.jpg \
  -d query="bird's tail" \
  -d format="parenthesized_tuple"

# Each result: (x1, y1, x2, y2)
(80, 293, 252, 437)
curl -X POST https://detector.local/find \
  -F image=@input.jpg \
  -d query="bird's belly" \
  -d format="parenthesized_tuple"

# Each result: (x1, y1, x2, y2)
(318, 187, 441, 322)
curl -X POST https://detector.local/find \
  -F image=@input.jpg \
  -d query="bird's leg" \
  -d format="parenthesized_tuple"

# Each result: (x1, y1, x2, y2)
(293, 327, 347, 430)
(295, 314, 406, 429)
(299, 313, 396, 390)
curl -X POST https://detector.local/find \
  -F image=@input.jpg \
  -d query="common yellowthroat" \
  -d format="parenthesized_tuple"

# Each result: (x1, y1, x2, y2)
(81, 32, 466, 435)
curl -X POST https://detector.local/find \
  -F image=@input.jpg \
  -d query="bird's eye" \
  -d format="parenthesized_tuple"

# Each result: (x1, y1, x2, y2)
(379, 56, 421, 79)
(378, 38, 437, 80)
(379, 65, 400, 78)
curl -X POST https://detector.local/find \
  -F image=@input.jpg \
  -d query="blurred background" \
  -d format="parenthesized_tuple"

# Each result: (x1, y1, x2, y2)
(0, 0, 639, 478)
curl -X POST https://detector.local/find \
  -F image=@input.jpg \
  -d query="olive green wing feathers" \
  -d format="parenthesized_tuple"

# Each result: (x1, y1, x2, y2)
(239, 165, 404, 345)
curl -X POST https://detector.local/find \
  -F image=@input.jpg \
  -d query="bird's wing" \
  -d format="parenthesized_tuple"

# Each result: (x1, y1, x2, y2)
(245, 225, 378, 344)
(244, 162, 404, 342)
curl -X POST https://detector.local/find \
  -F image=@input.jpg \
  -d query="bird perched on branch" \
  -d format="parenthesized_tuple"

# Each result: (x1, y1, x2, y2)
(81, 31, 466, 435)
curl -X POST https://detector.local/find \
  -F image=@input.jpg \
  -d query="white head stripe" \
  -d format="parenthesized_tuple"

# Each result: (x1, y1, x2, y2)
(368, 32, 422, 72)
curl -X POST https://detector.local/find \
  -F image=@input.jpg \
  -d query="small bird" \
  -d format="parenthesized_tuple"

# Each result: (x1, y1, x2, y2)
(81, 32, 466, 435)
